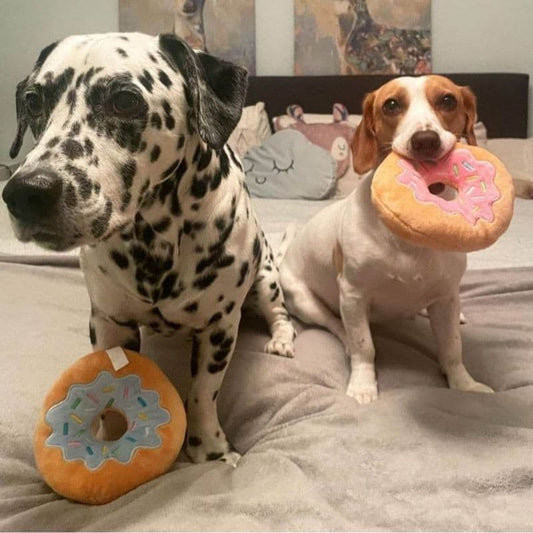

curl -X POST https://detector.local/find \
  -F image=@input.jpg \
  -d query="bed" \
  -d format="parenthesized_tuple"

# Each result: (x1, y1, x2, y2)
(1, 73, 533, 531)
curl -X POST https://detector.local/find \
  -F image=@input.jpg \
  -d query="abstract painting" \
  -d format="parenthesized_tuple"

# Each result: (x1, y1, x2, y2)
(295, 0, 431, 75)
(119, 0, 256, 74)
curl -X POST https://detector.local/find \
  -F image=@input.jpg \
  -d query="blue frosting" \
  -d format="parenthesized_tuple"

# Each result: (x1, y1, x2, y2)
(45, 371, 170, 470)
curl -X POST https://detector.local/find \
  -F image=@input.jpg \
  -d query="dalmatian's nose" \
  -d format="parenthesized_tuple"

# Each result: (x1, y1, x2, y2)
(2, 169, 63, 223)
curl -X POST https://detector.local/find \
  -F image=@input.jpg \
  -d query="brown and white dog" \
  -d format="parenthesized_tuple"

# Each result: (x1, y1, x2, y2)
(279, 75, 494, 404)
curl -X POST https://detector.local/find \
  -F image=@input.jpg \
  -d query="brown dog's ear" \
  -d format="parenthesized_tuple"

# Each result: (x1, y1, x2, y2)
(351, 91, 378, 174)
(461, 86, 477, 146)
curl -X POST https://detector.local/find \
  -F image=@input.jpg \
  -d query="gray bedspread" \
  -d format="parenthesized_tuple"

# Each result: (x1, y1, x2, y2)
(1, 260, 533, 531)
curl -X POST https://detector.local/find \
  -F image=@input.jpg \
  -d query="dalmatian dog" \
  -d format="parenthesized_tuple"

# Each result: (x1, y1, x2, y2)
(3, 32, 295, 465)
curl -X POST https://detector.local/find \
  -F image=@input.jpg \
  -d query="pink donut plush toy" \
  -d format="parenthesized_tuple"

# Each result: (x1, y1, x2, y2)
(372, 143, 515, 252)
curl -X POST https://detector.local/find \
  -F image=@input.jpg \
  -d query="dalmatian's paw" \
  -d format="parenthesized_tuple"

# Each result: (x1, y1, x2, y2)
(186, 432, 241, 466)
(264, 338, 295, 358)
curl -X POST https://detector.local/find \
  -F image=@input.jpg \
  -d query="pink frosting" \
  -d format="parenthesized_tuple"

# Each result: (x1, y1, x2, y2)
(396, 148, 501, 225)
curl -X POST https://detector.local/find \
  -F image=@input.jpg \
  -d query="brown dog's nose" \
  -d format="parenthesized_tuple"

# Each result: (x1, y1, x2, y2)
(2, 169, 63, 223)
(410, 130, 441, 159)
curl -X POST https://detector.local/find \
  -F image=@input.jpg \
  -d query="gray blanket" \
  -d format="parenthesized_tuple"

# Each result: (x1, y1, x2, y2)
(1, 261, 533, 531)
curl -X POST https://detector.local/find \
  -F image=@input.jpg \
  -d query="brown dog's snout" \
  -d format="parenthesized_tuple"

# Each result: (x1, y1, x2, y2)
(410, 130, 441, 159)
(2, 169, 63, 223)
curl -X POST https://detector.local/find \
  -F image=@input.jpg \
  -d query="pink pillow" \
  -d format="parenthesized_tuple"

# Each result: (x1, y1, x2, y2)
(273, 104, 355, 178)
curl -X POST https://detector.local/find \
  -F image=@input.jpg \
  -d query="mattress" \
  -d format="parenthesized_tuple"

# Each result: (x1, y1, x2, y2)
(1, 160, 533, 530)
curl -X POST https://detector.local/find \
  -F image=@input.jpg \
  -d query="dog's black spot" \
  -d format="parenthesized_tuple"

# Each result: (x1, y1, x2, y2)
(219, 149, 230, 178)
(116, 48, 128, 58)
(197, 149, 212, 172)
(193, 272, 217, 290)
(177, 134, 185, 151)
(62, 139, 84, 159)
(252, 236, 261, 264)
(160, 272, 178, 299)
(110, 250, 129, 269)
(65, 182, 77, 207)
(185, 302, 198, 313)
(69, 121, 81, 137)
(191, 337, 200, 377)
(158, 70, 172, 88)
(190, 177, 208, 199)
(150, 112, 162, 129)
(148, 53, 157, 63)
(207, 452, 224, 461)
(39, 150, 51, 161)
(89, 323, 97, 345)
(153, 216, 171, 233)
(121, 159, 137, 189)
(213, 345, 232, 362)
(237, 261, 249, 287)
(212, 390, 219, 401)
(91, 200, 113, 238)
(208, 361, 227, 374)
(121, 191, 132, 211)
(210, 168, 222, 191)
(84, 137, 94, 156)
(47, 136, 60, 148)
(188, 436, 202, 447)
(165, 113, 175, 130)
(208, 312, 223, 325)
(150, 144, 161, 162)
(67, 89, 77, 113)
(225, 301, 235, 314)
(270, 287, 280, 302)
(210, 330, 225, 346)
(138, 69, 154, 93)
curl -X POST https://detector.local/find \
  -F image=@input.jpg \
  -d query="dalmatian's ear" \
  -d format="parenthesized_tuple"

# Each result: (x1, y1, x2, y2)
(158, 33, 248, 150)
(10, 41, 59, 159)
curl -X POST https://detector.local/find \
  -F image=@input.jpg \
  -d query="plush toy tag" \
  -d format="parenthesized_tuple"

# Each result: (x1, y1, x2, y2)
(105, 347, 129, 371)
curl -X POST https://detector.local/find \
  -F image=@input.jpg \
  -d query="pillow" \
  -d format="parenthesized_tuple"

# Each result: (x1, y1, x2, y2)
(227, 102, 272, 158)
(243, 130, 337, 200)
(275, 112, 362, 129)
(273, 104, 355, 178)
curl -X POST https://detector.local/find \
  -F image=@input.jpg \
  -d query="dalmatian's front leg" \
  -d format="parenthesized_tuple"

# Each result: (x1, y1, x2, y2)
(185, 315, 241, 466)
(252, 255, 296, 358)
(89, 305, 141, 352)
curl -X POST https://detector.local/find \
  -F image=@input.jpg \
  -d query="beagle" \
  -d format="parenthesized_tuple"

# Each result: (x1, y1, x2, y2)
(279, 75, 493, 404)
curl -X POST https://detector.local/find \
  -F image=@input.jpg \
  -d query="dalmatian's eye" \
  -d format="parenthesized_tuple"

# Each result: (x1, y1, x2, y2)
(25, 91, 43, 117)
(110, 90, 142, 116)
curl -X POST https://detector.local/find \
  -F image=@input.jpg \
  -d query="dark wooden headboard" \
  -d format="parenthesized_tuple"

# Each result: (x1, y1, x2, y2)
(246, 73, 529, 139)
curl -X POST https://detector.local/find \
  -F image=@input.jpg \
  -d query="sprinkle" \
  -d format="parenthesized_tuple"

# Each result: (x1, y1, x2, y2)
(63, 423, 69, 436)
(71, 398, 81, 409)
(481, 181, 487, 192)
(453, 164, 459, 176)
(68, 441, 81, 447)
(70, 414, 83, 424)
(86, 446, 94, 455)
(111, 446, 121, 456)
(138, 412, 148, 421)
(87, 392, 99, 404)
(466, 175, 479, 182)
(137, 396, 147, 408)
(462, 161, 474, 171)
(102, 386, 115, 393)
(102, 445, 108, 456)
(74, 429, 86, 438)
(130, 421, 137, 432)
(123, 387, 129, 400)
(105, 397, 115, 408)
(465, 186, 475, 196)
(126, 436, 137, 443)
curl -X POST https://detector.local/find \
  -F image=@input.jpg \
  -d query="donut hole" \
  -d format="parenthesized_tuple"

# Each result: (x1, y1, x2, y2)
(428, 182, 458, 201)
(90, 408, 129, 442)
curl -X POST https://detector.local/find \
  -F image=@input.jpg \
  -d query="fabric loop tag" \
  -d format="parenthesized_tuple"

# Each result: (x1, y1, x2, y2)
(105, 347, 130, 371)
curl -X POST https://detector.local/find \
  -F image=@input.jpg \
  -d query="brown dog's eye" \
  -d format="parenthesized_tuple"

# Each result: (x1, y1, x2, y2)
(110, 90, 142, 116)
(25, 91, 43, 117)
(439, 93, 458, 111)
(382, 98, 402, 116)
